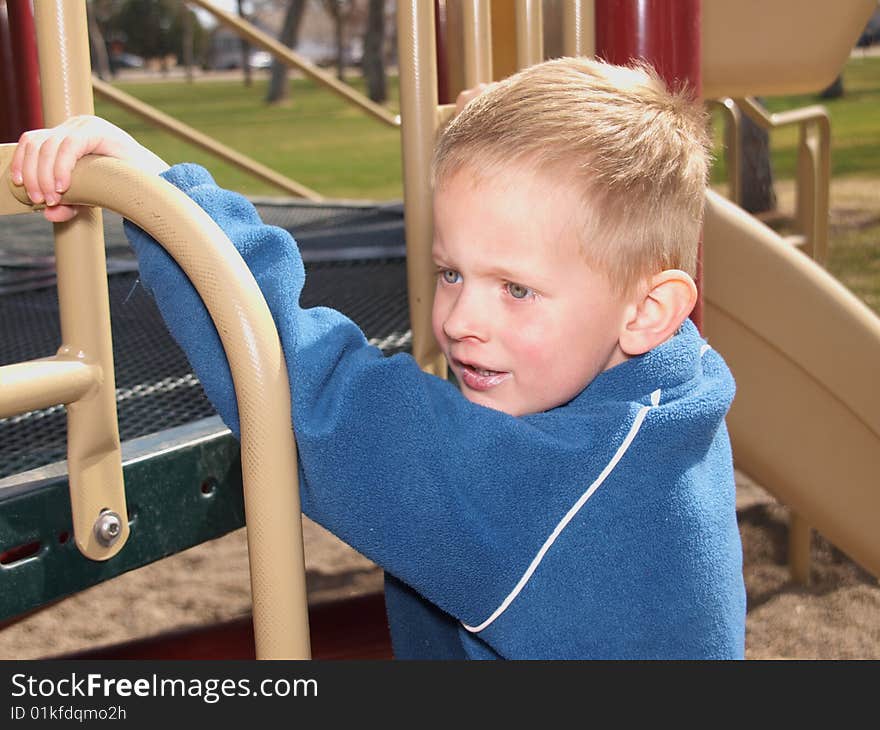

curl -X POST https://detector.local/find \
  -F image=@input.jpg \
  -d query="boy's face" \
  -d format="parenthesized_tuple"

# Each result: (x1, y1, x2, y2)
(432, 165, 631, 417)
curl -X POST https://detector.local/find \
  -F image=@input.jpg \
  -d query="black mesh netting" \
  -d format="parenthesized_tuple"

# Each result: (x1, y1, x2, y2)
(0, 202, 411, 479)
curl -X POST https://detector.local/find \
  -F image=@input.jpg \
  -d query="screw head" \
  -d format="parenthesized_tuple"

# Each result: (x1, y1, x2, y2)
(93, 510, 123, 547)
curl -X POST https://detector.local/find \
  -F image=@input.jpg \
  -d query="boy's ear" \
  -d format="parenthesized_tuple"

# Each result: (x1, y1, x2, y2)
(618, 270, 698, 356)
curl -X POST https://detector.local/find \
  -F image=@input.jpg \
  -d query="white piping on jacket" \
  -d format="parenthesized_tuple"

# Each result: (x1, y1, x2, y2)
(462, 387, 663, 634)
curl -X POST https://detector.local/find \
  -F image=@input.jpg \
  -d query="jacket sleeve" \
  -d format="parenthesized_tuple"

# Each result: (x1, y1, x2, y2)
(123, 164, 600, 631)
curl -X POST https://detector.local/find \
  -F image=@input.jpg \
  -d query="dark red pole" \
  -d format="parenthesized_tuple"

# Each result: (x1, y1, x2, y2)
(7, 0, 44, 135)
(0, 4, 21, 142)
(595, 0, 704, 330)
(434, 0, 450, 104)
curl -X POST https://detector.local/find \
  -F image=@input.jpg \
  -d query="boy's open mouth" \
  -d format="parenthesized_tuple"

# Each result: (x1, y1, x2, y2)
(455, 360, 511, 392)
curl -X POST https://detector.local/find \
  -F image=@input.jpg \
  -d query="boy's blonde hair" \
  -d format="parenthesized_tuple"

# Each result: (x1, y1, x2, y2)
(432, 57, 711, 293)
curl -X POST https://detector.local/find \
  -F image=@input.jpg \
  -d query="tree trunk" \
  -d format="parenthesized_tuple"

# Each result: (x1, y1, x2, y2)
(86, 1, 111, 80)
(820, 74, 844, 99)
(738, 98, 777, 214)
(325, 0, 346, 83)
(182, 4, 194, 83)
(237, 0, 252, 87)
(266, 0, 307, 105)
(362, 0, 386, 102)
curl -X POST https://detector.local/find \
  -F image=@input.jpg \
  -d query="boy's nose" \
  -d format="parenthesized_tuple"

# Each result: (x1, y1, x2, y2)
(442, 289, 488, 342)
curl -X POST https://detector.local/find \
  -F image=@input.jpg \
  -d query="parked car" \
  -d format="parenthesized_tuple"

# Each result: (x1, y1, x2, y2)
(213, 50, 272, 70)
(110, 52, 144, 69)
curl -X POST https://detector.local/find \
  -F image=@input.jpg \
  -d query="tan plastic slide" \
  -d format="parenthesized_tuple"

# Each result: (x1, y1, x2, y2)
(702, 190, 880, 578)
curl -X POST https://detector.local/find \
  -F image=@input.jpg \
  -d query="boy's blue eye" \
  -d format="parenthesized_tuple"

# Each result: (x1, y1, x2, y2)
(506, 282, 532, 299)
(442, 269, 462, 284)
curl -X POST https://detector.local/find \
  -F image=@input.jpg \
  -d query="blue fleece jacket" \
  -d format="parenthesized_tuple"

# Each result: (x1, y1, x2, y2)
(124, 164, 746, 660)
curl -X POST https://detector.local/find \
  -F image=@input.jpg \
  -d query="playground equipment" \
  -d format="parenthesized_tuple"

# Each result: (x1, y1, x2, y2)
(0, 0, 878, 659)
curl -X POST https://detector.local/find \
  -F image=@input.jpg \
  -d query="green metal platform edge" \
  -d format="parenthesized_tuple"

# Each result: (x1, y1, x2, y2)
(0, 417, 245, 622)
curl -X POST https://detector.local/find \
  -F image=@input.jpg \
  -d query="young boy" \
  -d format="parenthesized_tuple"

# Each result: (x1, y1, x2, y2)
(11, 57, 746, 659)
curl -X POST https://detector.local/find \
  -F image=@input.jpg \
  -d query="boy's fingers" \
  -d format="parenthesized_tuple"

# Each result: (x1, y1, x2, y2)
(52, 135, 88, 198)
(9, 134, 28, 185)
(36, 134, 64, 206)
(18, 131, 47, 204)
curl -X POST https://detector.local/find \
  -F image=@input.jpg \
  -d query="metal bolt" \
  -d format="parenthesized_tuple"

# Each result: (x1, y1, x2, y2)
(93, 510, 123, 547)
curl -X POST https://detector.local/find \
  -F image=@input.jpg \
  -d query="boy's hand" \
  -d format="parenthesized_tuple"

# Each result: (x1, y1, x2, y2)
(10, 115, 169, 223)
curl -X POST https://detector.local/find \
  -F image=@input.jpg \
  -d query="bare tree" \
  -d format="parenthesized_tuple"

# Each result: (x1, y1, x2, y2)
(237, 0, 252, 86)
(86, 0, 112, 80)
(324, 0, 354, 83)
(266, 0, 307, 104)
(820, 74, 844, 99)
(181, 2, 194, 83)
(362, 0, 386, 102)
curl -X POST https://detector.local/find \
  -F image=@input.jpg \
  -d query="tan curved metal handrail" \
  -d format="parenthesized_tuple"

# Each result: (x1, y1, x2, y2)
(706, 98, 742, 205)
(2, 154, 311, 660)
(712, 96, 831, 266)
(735, 97, 831, 265)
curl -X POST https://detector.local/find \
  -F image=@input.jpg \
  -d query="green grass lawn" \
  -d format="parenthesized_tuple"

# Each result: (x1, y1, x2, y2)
(95, 75, 404, 200)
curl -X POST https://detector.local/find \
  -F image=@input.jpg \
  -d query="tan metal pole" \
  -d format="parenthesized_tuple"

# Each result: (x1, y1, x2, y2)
(707, 98, 743, 205)
(462, 0, 493, 87)
(515, 0, 544, 69)
(563, 0, 595, 58)
(32, 0, 129, 561)
(397, 1, 446, 377)
(0, 358, 100, 419)
(4, 151, 313, 659)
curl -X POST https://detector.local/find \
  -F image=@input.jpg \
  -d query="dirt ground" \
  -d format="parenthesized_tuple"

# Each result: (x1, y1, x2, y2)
(0, 179, 877, 660)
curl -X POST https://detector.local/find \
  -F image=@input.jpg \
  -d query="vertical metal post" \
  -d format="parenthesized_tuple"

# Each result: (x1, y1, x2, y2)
(462, 0, 493, 87)
(32, 0, 128, 560)
(563, 0, 595, 58)
(595, 0, 704, 329)
(397, 1, 447, 377)
(515, 0, 543, 69)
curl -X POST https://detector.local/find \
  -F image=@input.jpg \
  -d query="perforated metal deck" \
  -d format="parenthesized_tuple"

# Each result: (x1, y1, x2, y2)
(0, 200, 411, 480)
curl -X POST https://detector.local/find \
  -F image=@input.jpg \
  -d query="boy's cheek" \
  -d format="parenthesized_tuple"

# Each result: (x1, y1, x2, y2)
(509, 321, 555, 358)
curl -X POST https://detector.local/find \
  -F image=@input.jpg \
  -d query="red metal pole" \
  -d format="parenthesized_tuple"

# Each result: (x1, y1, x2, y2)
(0, 3, 21, 142)
(435, 0, 450, 104)
(595, 0, 704, 330)
(7, 0, 44, 135)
